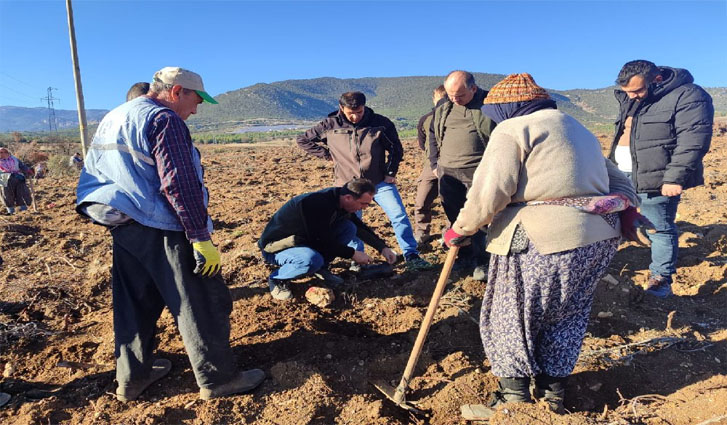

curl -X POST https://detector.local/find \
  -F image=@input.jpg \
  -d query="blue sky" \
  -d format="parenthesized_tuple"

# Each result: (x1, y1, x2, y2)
(1, 0, 725, 110)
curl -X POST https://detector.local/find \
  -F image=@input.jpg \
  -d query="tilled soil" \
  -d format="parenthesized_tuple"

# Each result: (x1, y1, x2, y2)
(1, 124, 726, 425)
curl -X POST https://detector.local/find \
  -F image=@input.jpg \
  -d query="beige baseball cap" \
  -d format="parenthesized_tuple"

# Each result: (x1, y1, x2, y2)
(152, 67, 218, 104)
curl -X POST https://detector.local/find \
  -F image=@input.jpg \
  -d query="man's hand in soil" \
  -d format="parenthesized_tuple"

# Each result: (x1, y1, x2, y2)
(380, 247, 397, 264)
(192, 240, 222, 277)
(352, 250, 373, 265)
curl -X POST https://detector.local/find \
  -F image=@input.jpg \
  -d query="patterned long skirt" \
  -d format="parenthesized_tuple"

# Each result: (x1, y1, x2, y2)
(480, 237, 619, 378)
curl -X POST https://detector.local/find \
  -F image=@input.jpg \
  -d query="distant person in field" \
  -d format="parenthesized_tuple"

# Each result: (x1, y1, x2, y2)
(297, 91, 433, 272)
(69, 152, 83, 170)
(0, 147, 33, 214)
(126, 82, 150, 101)
(34, 162, 47, 180)
(608, 60, 713, 298)
(76, 66, 265, 402)
(428, 70, 496, 281)
(258, 178, 398, 301)
(413, 85, 447, 244)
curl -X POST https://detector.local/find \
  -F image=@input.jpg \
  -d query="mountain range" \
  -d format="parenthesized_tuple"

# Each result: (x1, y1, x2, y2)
(1, 73, 725, 134)
(0, 106, 108, 133)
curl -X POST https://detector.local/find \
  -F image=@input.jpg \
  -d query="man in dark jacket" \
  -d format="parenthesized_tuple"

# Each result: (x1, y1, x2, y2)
(297, 92, 432, 271)
(258, 178, 398, 301)
(413, 85, 447, 244)
(429, 71, 496, 280)
(608, 60, 713, 297)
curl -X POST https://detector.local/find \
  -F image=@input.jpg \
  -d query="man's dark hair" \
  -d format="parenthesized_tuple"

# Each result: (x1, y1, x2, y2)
(433, 85, 446, 98)
(445, 70, 476, 89)
(339, 92, 366, 108)
(342, 178, 375, 198)
(126, 82, 150, 101)
(616, 60, 659, 86)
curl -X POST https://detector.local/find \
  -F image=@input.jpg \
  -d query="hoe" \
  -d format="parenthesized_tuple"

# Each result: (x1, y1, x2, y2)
(374, 246, 460, 414)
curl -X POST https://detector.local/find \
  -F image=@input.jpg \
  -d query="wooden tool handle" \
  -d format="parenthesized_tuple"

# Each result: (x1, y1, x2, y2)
(393, 246, 460, 404)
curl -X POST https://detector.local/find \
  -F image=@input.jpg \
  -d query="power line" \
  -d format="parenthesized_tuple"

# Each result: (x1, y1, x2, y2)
(0, 71, 36, 90)
(0, 82, 38, 101)
(41, 87, 59, 134)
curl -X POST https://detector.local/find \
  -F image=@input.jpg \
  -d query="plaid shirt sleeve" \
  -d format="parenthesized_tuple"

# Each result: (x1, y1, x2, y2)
(147, 110, 211, 242)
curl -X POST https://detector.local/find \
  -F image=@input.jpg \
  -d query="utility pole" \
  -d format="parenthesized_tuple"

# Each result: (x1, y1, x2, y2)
(66, 0, 89, 157)
(41, 87, 59, 134)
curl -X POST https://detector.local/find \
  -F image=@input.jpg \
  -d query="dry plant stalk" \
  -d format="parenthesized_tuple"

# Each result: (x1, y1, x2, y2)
(666, 310, 677, 333)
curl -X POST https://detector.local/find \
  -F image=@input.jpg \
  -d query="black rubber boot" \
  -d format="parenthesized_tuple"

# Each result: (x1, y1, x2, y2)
(460, 377, 533, 420)
(534, 374, 566, 414)
(497, 377, 534, 404)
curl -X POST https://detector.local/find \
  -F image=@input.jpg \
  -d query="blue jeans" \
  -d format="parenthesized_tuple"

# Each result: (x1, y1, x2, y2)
(348, 181, 418, 257)
(263, 219, 356, 280)
(638, 193, 680, 281)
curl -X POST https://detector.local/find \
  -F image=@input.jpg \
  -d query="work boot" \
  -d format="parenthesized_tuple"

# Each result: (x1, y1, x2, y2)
(461, 377, 533, 420)
(268, 277, 292, 301)
(116, 358, 172, 402)
(405, 253, 434, 271)
(199, 368, 266, 400)
(314, 267, 344, 285)
(534, 375, 566, 414)
(645, 275, 672, 298)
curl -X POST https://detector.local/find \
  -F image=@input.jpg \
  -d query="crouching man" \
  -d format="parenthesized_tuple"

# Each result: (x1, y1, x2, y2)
(76, 67, 264, 402)
(259, 178, 398, 301)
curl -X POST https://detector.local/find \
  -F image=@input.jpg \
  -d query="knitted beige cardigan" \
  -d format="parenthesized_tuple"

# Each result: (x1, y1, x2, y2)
(452, 109, 637, 255)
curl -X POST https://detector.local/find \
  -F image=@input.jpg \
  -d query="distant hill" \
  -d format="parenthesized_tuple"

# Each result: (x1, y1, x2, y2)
(189, 74, 727, 133)
(0, 106, 108, 133)
(1, 75, 725, 134)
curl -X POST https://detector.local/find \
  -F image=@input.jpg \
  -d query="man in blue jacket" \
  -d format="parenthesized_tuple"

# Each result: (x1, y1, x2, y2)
(608, 60, 713, 297)
(76, 67, 265, 401)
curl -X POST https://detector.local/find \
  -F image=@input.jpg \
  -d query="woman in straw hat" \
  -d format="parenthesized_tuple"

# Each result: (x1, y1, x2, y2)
(443, 73, 649, 419)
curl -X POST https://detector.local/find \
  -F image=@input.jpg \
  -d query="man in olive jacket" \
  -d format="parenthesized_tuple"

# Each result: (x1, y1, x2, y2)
(608, 60, 713, 297)
(297, 91, 432, 271)
(428, 71, 496, 280)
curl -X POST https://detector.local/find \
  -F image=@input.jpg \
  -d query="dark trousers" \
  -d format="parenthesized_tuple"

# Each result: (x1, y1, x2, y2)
(111, 222, 235, 389)
(414, 161, 440, 236)
(1, 174, 31, 208)
(439, 166, 487, 265)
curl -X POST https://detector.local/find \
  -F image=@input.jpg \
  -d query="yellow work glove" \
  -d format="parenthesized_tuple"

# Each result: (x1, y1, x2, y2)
(192, 240, 221, 277)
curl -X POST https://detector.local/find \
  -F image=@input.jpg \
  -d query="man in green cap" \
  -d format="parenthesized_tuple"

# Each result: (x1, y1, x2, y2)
(76, 67, 265, 402)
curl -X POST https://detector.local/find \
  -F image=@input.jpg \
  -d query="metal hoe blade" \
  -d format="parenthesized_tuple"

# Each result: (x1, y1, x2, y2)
(373, 381, 424, 415)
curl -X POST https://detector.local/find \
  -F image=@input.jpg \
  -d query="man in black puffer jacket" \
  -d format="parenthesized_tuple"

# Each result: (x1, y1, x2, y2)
(607, 60, 713, 298)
